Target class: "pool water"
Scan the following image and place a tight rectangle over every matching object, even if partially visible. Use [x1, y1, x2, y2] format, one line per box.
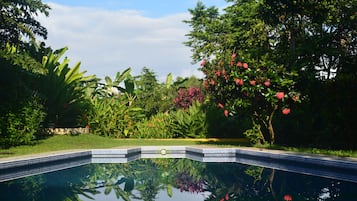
[0, 158, 356, 201]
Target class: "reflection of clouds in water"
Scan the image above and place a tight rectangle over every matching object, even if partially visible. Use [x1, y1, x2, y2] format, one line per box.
[318, 187, 331, 200]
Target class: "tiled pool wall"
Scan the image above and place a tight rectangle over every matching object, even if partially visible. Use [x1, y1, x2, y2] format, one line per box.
[1, 146, 356, 183]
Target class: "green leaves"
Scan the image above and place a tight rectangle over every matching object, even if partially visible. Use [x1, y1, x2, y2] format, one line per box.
[102, 68, 134, 96]
[171, 101, 208, 138]
[88, 95, 144, 138]
[40, 47, 95, 126]
[0, 97, 46, 147]
[202, 50, 300, 144]
[135, 112, 174, 138]
[0, 0, 50, 47]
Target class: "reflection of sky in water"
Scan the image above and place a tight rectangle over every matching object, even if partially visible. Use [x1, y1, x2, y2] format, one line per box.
[79, 186, 211, 201]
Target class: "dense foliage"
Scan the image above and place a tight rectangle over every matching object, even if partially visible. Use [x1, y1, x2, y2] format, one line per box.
[40, 47, 96, 127]
[0, 0, 50, 47]
[201, 51, 300, 144]
[184, 0, 356, 147]
[0, 0, 356, 149]
[0, 0, 50, 146]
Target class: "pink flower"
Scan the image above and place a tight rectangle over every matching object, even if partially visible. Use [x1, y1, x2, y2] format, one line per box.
[224, 110, 229, 117]
[200, 59, 206, 66]
[282, 108, 291, 115]
[222, 69, 226, 75]
[283, 194, 293, 201]
[210, 80, 215, 85]
[215, 70, 221, 77]
[250, 80, 256, 86]
[225, 194, 229, 200]
[264, 80, 271, 87]
[235, 78, 244, 86]
[243, 63, 248, 69]
[231, 53, 236, 59]
[276, 92, 285, 99]
[202, 80, 208, 88]
[218, 103, 224, 109]
[220, 199, 224, 201]
[237, 61, 243, 67]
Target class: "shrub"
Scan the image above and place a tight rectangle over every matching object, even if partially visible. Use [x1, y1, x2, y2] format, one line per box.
[134, 112, 175, 138]
[171, 101, 207, 138]
[0, 97, 46, 147]
[174, 87, 205, 109]
[87, 95, 144, 138]
[205, 102, 250, 138]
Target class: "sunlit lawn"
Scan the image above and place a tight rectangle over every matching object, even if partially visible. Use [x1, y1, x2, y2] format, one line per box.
[0, 134, 249, 158]
[0, 134, 356, 158]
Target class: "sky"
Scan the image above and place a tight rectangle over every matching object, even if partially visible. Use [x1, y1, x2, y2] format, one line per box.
[38, 0, 228, 82]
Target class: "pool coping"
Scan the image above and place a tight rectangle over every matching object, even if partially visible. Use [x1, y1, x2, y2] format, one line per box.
[0, 146, 356, 183]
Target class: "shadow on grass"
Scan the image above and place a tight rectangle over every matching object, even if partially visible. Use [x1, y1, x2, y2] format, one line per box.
[197, 138, 252, 147]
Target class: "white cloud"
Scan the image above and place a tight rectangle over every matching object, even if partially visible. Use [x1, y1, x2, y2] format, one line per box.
[38, 3, 202, 82]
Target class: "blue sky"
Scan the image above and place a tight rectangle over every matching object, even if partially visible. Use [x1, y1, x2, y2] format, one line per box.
[39, 0, 228, 81]
[46, 0, 227, 17]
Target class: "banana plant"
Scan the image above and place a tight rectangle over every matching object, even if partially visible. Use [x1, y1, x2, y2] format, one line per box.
[100, 68, 134, 97]
[40, 47, 96, 127]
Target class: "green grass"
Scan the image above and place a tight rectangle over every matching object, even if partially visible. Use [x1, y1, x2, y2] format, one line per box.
[255, 144, 357, 158]
[0, 134, 356, 158]
[0, 134, 247, 158]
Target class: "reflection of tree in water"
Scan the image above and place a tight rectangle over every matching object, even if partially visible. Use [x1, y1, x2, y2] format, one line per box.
[130, 159, 162, 201]
[0, 159, 356, 201]
[175, 172, 205, 193]
[0, 165, 97, 201]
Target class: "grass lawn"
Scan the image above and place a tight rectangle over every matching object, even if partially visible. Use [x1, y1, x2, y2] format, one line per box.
[0, 134, 248, 158]
[0, 134, 356, 158]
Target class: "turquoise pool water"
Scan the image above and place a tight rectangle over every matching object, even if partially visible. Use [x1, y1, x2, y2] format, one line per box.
[0, 158, 356, 201]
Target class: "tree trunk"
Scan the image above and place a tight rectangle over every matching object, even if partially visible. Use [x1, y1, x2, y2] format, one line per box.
[268, 105, 278, 144]
[269, 169, 278, 201]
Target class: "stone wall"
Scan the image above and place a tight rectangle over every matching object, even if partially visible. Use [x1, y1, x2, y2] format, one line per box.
[42, 127, 90, 135]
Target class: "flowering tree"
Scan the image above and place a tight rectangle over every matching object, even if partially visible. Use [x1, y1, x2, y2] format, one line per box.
[202, 51, 300, 144]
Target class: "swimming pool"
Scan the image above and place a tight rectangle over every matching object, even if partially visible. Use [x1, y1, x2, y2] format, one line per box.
[0, 147, 356, 201]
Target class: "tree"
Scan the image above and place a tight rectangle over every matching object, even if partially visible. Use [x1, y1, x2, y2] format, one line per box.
[185, 1, 301, 144]
[259, 0, 357, 79]
[134, 67, 175, 117]
[0, 0, 50, 47]
[0, 43, 49, 147]
[183, 1, 222, 63]
[202, 51, 299, 144]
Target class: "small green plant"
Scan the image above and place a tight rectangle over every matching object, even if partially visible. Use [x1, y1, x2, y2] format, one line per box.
[134, 112, 174, 138]
[0, 97, 46, 147]
[243, 121, 266, 145]
[88, 95, 144, 138]
[86, 69, 144, 138]
[171, 101, 208, 138]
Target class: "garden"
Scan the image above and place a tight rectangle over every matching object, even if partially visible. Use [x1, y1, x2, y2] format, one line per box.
[0, 0, 356, 155]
